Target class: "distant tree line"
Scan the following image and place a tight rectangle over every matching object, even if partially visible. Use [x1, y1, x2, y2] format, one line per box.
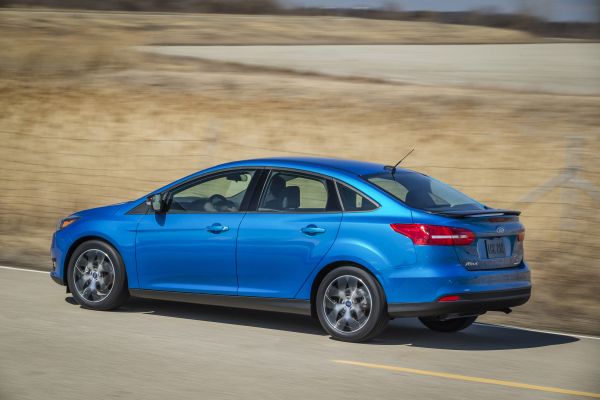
[296, 8, 600, 40]
[1, 0, 598, 39]
[0, 0, 280, 13]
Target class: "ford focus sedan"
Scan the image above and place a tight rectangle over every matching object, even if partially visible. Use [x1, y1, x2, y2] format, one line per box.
[50, 157, 531, 342]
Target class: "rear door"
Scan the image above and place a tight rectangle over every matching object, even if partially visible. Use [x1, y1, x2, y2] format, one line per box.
[236, 170, 342, 298]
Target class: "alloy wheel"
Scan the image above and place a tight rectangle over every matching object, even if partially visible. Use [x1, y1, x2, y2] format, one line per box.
[73, 249, 115, 303]
[322, 275, 372, 333]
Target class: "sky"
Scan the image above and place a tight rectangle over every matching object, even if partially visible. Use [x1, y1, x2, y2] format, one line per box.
[279, 0, 600, 22]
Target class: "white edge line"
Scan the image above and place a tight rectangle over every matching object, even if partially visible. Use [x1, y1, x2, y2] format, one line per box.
[475, 322, 600, 340]
[0, 265, 49, 274]
[1, 264, 599, 340]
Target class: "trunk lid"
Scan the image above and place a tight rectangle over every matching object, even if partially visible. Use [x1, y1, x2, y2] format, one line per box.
[448, 213, 524, 270]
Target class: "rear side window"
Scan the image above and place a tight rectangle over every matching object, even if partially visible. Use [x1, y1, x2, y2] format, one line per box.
[259, 171, 339, 212]
[337, 183, 377, 211]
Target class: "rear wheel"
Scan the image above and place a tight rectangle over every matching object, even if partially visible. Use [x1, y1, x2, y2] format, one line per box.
[419, 316, 477, 332]
[67, 240, 129, 311]
[316, 266, 388, 342]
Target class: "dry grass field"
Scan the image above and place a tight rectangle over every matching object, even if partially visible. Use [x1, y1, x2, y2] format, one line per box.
[1, 9, 599, 334]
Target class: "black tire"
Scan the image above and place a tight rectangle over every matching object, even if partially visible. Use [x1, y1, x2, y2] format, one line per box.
[316, 266, 388, 342]
[419, 316, 477, 332]
[67, 240, 129, 311]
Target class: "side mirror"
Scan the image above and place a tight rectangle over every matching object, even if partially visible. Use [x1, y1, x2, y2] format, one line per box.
[146, 194, 166, 213]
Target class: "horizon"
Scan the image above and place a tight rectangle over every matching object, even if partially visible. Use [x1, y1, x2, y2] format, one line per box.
[279, 0, 600, 22]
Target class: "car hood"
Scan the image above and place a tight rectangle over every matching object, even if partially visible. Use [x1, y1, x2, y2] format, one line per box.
[71, 201, 133, 218]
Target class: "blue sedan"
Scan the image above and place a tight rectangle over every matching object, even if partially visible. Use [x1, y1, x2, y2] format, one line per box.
[50, 157, 531, 342]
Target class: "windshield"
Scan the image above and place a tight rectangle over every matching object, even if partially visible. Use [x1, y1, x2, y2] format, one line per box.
[365, 171, 485, 212]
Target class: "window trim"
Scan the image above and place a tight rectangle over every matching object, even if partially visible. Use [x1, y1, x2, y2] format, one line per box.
[127, 165, 381, 215]
[251, 169, 342, 214]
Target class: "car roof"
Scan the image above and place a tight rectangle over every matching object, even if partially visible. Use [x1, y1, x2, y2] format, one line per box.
[218, 157, 389, 176]
[144, 156, 412, 205]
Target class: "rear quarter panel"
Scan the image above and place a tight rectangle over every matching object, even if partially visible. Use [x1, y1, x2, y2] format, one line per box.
[294, 204, 416, 300]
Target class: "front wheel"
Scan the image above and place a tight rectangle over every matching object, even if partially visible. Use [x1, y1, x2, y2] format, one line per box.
[67, 240, 129, 311]
[316, 266, 388, 342]
[419, 316, 477, 332]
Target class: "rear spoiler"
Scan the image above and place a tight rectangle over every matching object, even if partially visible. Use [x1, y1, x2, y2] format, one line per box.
[431, 209, 521, 218]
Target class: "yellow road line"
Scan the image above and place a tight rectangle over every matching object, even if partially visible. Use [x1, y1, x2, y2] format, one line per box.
[333, 360, 600, 399]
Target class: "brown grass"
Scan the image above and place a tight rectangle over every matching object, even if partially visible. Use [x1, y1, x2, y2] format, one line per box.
[1, 9, 599, 334]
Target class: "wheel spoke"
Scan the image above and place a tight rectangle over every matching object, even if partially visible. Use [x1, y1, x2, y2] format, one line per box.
[335, 314, 349, 330]
[352, 305, 366, 321]
[95, 251, 105, 266]
[98, 276, 113, 293]
[82, 286, 92, 300]
[347, 277, 358, 294]
[346, 317, 361, 331]
[77, 274, 90, 286]
[327, 304, 344, 323]
[336, 276, 348, 296]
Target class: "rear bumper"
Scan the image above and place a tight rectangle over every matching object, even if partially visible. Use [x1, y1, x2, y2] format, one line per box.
[387, 286, 531, 318]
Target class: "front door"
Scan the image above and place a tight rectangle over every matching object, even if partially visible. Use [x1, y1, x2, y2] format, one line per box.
[236, 170, 342, 298]
[136, 169, 257, 294]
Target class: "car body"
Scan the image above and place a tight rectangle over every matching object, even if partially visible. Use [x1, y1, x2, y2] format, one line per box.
[51, 157, 531, 341]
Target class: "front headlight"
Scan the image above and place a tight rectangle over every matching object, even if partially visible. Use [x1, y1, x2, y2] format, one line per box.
[57, 216, 79, 231]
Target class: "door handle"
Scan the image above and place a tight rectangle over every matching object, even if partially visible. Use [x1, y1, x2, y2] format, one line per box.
[301, 224, 326, 235]
[206, 223, 229, 234]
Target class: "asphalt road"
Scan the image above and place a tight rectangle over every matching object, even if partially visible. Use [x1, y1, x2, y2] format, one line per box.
[143, 43, 600, 95]
[1, 266, 599, 400]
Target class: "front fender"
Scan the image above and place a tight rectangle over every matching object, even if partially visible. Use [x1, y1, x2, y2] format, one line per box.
[58, 215, 142, 289]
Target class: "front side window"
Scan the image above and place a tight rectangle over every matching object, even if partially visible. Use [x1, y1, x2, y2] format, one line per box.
[259, 171, 336, 212]
[366, 171, 484, 213]
[170, 170, 255, 213]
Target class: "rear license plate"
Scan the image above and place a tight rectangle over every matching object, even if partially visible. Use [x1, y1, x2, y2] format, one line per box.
[485, 238, 506, 258]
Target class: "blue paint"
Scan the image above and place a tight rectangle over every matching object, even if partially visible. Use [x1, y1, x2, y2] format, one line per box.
[51, 157, 531, 307]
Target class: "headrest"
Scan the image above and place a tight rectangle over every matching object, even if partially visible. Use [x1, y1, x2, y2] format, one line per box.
[283, 186, 300, 209]
[269, 175, 286, 197]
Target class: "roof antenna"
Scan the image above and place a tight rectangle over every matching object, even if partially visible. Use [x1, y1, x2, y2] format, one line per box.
[386, 148, 414, 176]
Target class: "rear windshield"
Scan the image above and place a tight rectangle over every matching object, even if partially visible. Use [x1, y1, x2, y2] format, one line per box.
[365, 171, 485, 213]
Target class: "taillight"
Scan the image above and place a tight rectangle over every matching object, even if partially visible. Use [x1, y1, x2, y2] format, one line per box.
[390, 224, 475, 246]
[517, 230, 525, 241]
